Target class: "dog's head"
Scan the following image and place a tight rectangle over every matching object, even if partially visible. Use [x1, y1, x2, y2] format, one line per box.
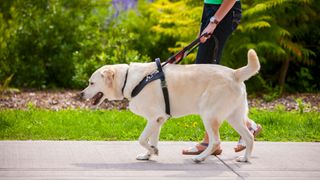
[80, 64, 128, 106]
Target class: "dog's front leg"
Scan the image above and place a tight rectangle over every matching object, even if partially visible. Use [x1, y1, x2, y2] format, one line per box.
[136, 120, 162, 160]
[148, 117, 166, 156]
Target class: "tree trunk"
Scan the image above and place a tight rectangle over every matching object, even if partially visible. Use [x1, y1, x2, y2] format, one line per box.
[279, 57, 292, 95]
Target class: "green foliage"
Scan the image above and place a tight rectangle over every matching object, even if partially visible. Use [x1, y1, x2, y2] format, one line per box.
[146, 0, 319, 93]
[286, 66, 317, 92]
[295, 98, 304, 114]
[71, 20, 150, 87]
[223, 0, 318, 93]
[1, 0, 92, 87]
[147, 0, 202, 63]
[295, 98, 311, 114]
[0, 0, 149, 88]
[262, 89, 280, 102]
[0, 0, 319, 92]
[0, 74, 14, 94]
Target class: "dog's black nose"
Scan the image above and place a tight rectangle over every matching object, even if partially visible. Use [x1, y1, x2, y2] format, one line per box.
[74, 92, 85, 101]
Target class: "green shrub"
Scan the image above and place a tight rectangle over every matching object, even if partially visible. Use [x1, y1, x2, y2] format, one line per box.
[1, 0, 92, 88]
[0, 0, 319, 93]
[0, 0, 150, 88]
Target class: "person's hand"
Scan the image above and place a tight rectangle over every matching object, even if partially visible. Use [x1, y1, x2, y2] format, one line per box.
[200, 23, 217, 43]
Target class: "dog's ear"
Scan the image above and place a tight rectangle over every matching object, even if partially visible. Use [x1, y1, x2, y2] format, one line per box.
[101, 68, 115, 87]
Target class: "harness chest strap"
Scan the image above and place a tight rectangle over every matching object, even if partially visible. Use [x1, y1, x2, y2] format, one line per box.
[130, 58, 171, 116]
[156, 58, 171, 116]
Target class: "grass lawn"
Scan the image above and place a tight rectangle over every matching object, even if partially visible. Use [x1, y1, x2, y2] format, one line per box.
[0, 108, 319, 141]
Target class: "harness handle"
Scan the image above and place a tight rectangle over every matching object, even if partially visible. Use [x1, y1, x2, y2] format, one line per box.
[162, 33, 212, 67]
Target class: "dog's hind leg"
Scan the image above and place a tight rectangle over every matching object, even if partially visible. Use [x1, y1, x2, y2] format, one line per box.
[226, 109, 254, 162]
[192, 116, 221, 163]
[136, 117, 165, 160]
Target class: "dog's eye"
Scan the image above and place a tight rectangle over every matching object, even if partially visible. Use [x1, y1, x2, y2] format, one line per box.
[90, 82, 94, 85]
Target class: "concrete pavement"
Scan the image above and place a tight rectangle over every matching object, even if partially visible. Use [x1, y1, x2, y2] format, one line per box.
[0, 141, 319, 180]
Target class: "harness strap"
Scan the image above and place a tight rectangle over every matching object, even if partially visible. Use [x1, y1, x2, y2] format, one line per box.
[131, 58, 171, 116]
[121, 69, 129, 96]
[155, 58, 171, 116]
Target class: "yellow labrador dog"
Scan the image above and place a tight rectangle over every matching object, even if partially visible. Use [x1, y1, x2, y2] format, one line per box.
[81, 49, 260, 163]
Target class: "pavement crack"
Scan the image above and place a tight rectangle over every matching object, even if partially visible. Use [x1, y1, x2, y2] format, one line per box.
[216, 156, 245, 180]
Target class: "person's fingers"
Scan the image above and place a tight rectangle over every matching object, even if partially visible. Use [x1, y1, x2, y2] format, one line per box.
[200, 32, 212, 43]
[200, 36, 207, 43]
[200, 31, 207, 43]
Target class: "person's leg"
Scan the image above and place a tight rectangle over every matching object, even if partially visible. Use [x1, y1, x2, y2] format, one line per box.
[235, 119, 262, 152]
[195, 4, 219, 64]
[182, 131, 222, 155]
[187, 118, 262, 154]
[183, 2, 249, 155]
[235, 96, 262, 152]
[196, 2, 241, 64]
[183, 4, 223, 155]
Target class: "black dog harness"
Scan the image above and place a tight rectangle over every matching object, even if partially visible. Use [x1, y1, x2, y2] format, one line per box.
[131, 58, 171, 116]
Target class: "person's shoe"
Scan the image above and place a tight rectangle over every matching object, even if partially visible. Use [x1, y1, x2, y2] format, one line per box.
[234, 124, 262, 152]
[253, 124, 263, 139]
[234, 143, 246, 152]
[182, 142, 222, 156]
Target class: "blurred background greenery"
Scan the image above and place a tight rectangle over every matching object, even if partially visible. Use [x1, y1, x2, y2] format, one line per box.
[0, 0, 319, 95]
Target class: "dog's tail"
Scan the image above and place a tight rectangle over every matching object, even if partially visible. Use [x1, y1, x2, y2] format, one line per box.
[234, 49, 260, 82]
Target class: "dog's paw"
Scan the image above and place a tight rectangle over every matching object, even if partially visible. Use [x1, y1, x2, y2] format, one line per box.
[236, 156, 249, 162]
[136, 153, 151, 161]
[150, 146, 159, 156]
[192, 156, 205, 163]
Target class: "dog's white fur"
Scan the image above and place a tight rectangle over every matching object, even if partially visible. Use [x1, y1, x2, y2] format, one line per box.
[81, 49, 260, 163]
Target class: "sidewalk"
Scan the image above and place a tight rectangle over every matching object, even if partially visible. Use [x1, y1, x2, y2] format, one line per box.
[0, 141, 319, 180]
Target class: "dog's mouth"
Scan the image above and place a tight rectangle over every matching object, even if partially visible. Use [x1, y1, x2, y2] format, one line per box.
[92, 92, 104, 105]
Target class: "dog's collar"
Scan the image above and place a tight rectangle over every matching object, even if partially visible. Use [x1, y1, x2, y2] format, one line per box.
[121, 68, 129, 97]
